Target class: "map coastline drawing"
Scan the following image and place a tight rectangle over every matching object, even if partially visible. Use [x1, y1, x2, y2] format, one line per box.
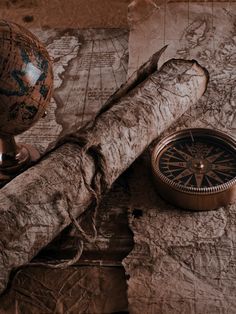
[125, 1, 236, 313]
[17, 28, 129, 153]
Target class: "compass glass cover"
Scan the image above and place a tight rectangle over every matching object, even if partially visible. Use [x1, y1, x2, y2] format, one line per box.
[158, 136, 236, 190]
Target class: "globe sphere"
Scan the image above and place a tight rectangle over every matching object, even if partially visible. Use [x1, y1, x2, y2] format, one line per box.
[0, 20, 53, 135]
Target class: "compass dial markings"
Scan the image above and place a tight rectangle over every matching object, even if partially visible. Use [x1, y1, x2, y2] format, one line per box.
[215, 158, 235, 164]
[206, 151, 225, 163]
[195, 173, 204, 188]
[204, 145, 214, 157]
[164, 168, 187, 174]
[184, 174, 194, 186]
[206, 170, 224, 184]
[152, 129, 236, 210]
[185, 144, 196, 156]
[173, 147, 193, 161]
[212, 164, 236, 171]
[214, 169, 235, 179]
[173, 168, 192, 181]
[185, 143, 193, 156]
[160, 161, 187, 168]
[205, 175, 214, 187]
[157, 132, 236, 190]
[162, 152, 184, 161]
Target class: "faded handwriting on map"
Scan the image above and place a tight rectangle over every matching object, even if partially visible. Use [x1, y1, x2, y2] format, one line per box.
[129, 1, 236, 137]
[17, 28, 128, 153]
[124, 1, 236, 313]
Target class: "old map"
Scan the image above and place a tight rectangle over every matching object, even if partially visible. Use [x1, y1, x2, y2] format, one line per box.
[0, 2, 236, 313]
[17, 28, 128, 153]
[124, 1, 236, 313]
[0, 28, 130, 313]
[128, 0, 236, 136]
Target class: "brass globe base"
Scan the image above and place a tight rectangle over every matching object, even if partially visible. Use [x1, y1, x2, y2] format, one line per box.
[0, 136, 40, 186]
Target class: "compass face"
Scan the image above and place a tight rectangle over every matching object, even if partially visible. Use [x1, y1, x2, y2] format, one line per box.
[158, 137, 236, 190]
[153, 129, 236, 194]
[151, 129, 236, 210]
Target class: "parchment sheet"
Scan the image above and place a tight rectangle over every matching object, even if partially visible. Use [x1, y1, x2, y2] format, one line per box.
[123, 1, 236, 313]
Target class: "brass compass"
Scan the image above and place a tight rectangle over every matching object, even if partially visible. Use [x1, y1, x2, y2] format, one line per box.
[151, 128, 236, 210]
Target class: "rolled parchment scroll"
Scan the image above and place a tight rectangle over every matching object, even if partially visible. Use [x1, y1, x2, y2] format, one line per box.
[0, 57, 208, 294]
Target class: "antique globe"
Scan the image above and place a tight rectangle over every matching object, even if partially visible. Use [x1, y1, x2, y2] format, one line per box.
[0, 20, 53, 182]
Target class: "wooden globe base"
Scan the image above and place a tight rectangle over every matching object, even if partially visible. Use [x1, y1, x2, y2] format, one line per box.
[0, 136, 40, 185]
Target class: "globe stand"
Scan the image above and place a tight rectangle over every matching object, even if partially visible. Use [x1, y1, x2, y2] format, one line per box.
[0, 20, 53, 186]
[0, 135, 40, 184]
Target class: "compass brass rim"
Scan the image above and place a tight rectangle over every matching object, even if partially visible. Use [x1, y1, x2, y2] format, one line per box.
[151, 128, 236, 199]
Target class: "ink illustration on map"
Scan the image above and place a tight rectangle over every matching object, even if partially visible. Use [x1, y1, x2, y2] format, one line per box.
[1, 1, 236, 313]
[128, 1, 236, 137]
[17, 28, 128, 153]
[124, 1, 236, 313]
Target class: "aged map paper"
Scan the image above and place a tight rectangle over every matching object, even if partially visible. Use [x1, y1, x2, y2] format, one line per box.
[0, 28, 130, 313]
[0, 178, 132, 313]
[128, 0, 236, 136]
[0, 2, 236, 313]
[124, 1, 236, 313]
[17, 28, 128, 153]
